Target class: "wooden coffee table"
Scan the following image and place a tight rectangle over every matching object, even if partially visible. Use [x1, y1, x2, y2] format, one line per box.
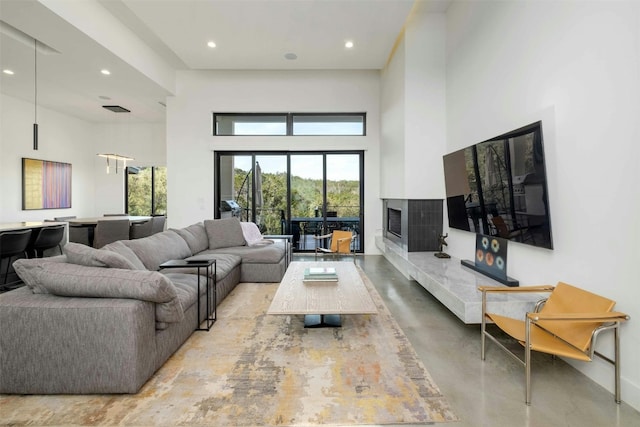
[267, 261, 377, 327]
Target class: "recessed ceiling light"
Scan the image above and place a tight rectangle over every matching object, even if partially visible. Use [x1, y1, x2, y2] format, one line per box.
[284, 52, 297, 60]
[345, 41, 354, 49]
[3, 69, 14, 75]
[207, 41, 216, 48]
[101, 69, 111, 75]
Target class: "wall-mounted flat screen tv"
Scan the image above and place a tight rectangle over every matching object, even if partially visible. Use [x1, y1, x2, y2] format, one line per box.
[443, 121, 553, 249]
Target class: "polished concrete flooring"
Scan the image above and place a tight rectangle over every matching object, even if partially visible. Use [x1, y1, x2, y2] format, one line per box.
[295, 254, 640, 427]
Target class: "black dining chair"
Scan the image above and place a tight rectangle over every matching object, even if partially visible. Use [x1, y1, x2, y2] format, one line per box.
[0, 229, 33, 285]
[30, 225, 65, 258]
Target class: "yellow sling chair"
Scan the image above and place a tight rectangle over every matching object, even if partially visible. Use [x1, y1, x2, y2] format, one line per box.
[313, 230, 356, 262]
[478, 282, 629, 405]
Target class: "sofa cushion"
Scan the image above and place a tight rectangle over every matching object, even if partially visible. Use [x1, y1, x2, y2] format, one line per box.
[204, 244, 284, 264]
[64, 242, 142, 270]
[171, 222, 209, 254]
[102, 241, 147, 270]
[122, 230, 191, 271]
[10, 256, 67, 294]
[204, 218, 246, 250]
[161, 253, 241, 281]
[12, 259, 183, 324]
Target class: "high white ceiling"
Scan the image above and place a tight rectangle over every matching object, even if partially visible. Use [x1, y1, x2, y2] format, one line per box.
[0, 0, 449, 123]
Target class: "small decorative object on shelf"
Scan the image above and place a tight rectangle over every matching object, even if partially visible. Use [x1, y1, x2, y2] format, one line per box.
[434, 233, 451, 258]
[303, 267, 338, 282]
[460, 234, 519, 287]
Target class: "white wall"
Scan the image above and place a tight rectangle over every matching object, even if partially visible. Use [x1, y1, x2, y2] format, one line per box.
[380, 38, 406, 198]
[445, 0, 640, 409]
[380, 8, 447, 200]
[404, 10, 446, 199]
[166, 70, 382, 253]
[93, 121, 166, 215]
[0, 94, 96, 221]
[0, 94, 166, 221]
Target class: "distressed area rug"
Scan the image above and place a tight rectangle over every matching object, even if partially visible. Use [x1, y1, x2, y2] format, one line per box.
[0, 274, 458, 426]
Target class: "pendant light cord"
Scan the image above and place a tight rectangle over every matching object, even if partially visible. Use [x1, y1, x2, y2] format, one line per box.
[33, 38, 38, 150]
[34, 39, 37, 123]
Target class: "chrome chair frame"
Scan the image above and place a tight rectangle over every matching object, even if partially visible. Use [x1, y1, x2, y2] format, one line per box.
[479, 284, 630, 405]
[313, 230, 356, 263]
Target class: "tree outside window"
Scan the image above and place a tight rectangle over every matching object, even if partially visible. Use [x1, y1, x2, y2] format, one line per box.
[126, 166, 166, 216]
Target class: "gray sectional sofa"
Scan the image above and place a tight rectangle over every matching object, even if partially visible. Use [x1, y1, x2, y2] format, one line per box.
[0, 218, 286, 394]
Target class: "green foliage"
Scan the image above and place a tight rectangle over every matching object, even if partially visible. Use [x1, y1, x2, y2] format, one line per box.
[127, 167, 166, 216]
[233, 168, 360, 235]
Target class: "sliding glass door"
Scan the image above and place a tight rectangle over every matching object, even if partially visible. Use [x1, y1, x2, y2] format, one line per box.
[215, 151, 363, 252]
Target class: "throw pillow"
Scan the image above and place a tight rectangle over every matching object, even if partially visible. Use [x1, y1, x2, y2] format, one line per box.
[63, 242, 140, 270]
[204, 218, 246, 250]
[122, 230, 191, 271]
[171, 222, 209, 253]
[101, 241, 147, 270]
[14, 261, 184, 323]
[12, 256, 67, 294]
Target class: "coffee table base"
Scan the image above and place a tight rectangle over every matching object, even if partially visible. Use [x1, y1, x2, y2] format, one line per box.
[304, 314, 341, 328]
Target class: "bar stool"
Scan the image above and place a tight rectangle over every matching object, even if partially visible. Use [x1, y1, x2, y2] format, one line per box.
[30, 225, 65, 258]
[0, 229, 33, 285]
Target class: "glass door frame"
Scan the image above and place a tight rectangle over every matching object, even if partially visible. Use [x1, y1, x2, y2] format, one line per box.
[214, 150, 364, 253]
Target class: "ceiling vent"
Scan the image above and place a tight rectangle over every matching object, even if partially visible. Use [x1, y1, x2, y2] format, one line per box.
[102, 105, 130, 113]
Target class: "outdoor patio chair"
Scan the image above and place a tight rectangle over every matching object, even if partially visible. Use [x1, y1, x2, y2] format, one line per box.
[313, 229, 356, 262]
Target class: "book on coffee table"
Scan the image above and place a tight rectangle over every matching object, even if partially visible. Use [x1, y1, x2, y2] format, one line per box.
[303, 267, 338, 282]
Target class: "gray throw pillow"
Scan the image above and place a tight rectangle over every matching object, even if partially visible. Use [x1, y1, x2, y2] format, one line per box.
[171, 222, 209, 253]
[122, 230, 191, 271]
[12, 256, 67, 294]
[204, 218, 246, 250]
[63, 242, 140, 270]
[102, 241, 147, 270]
[13, 261, 184, 323]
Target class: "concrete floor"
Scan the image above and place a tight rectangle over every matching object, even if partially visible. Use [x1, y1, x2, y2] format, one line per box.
[296, 254, 640, 427]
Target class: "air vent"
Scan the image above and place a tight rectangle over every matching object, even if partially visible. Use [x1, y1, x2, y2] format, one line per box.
[102, 105, 130, 113]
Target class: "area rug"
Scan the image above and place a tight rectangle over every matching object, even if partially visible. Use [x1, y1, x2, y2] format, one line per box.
[0, 272, 458, 426]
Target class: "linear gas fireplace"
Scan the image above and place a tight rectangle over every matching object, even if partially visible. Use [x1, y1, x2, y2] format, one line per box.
[383, 199, 443, 252]
[387, 208, 402, 237]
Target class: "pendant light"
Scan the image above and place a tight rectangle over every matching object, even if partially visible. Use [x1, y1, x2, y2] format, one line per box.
[33, 38, 38, 150]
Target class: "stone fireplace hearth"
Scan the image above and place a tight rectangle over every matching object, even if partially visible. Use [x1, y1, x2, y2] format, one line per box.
[382, 199, 443, 252]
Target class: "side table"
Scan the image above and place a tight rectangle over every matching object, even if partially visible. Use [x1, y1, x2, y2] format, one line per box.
[159, 259, 216, 331]
[263, 234, 293, 267]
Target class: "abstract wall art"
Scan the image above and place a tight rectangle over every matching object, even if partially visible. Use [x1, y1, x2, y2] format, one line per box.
[22, 158, 72, 210]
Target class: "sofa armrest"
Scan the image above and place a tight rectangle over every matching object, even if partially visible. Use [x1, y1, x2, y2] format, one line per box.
[0, 287, 158, 394]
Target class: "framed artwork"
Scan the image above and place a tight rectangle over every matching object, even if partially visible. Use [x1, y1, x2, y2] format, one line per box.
[474, 233, 508, 281]
[22, 158, 72, 210]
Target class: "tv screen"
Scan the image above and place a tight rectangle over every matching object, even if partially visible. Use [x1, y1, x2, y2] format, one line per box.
[443, 121, 553, 249]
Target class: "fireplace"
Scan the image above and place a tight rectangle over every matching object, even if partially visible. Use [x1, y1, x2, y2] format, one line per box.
[382, 199, 443, 252]
[387, 208, 402, 237]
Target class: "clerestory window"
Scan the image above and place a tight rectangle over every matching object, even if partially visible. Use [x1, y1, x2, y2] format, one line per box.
[213, 113, 366, 136]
